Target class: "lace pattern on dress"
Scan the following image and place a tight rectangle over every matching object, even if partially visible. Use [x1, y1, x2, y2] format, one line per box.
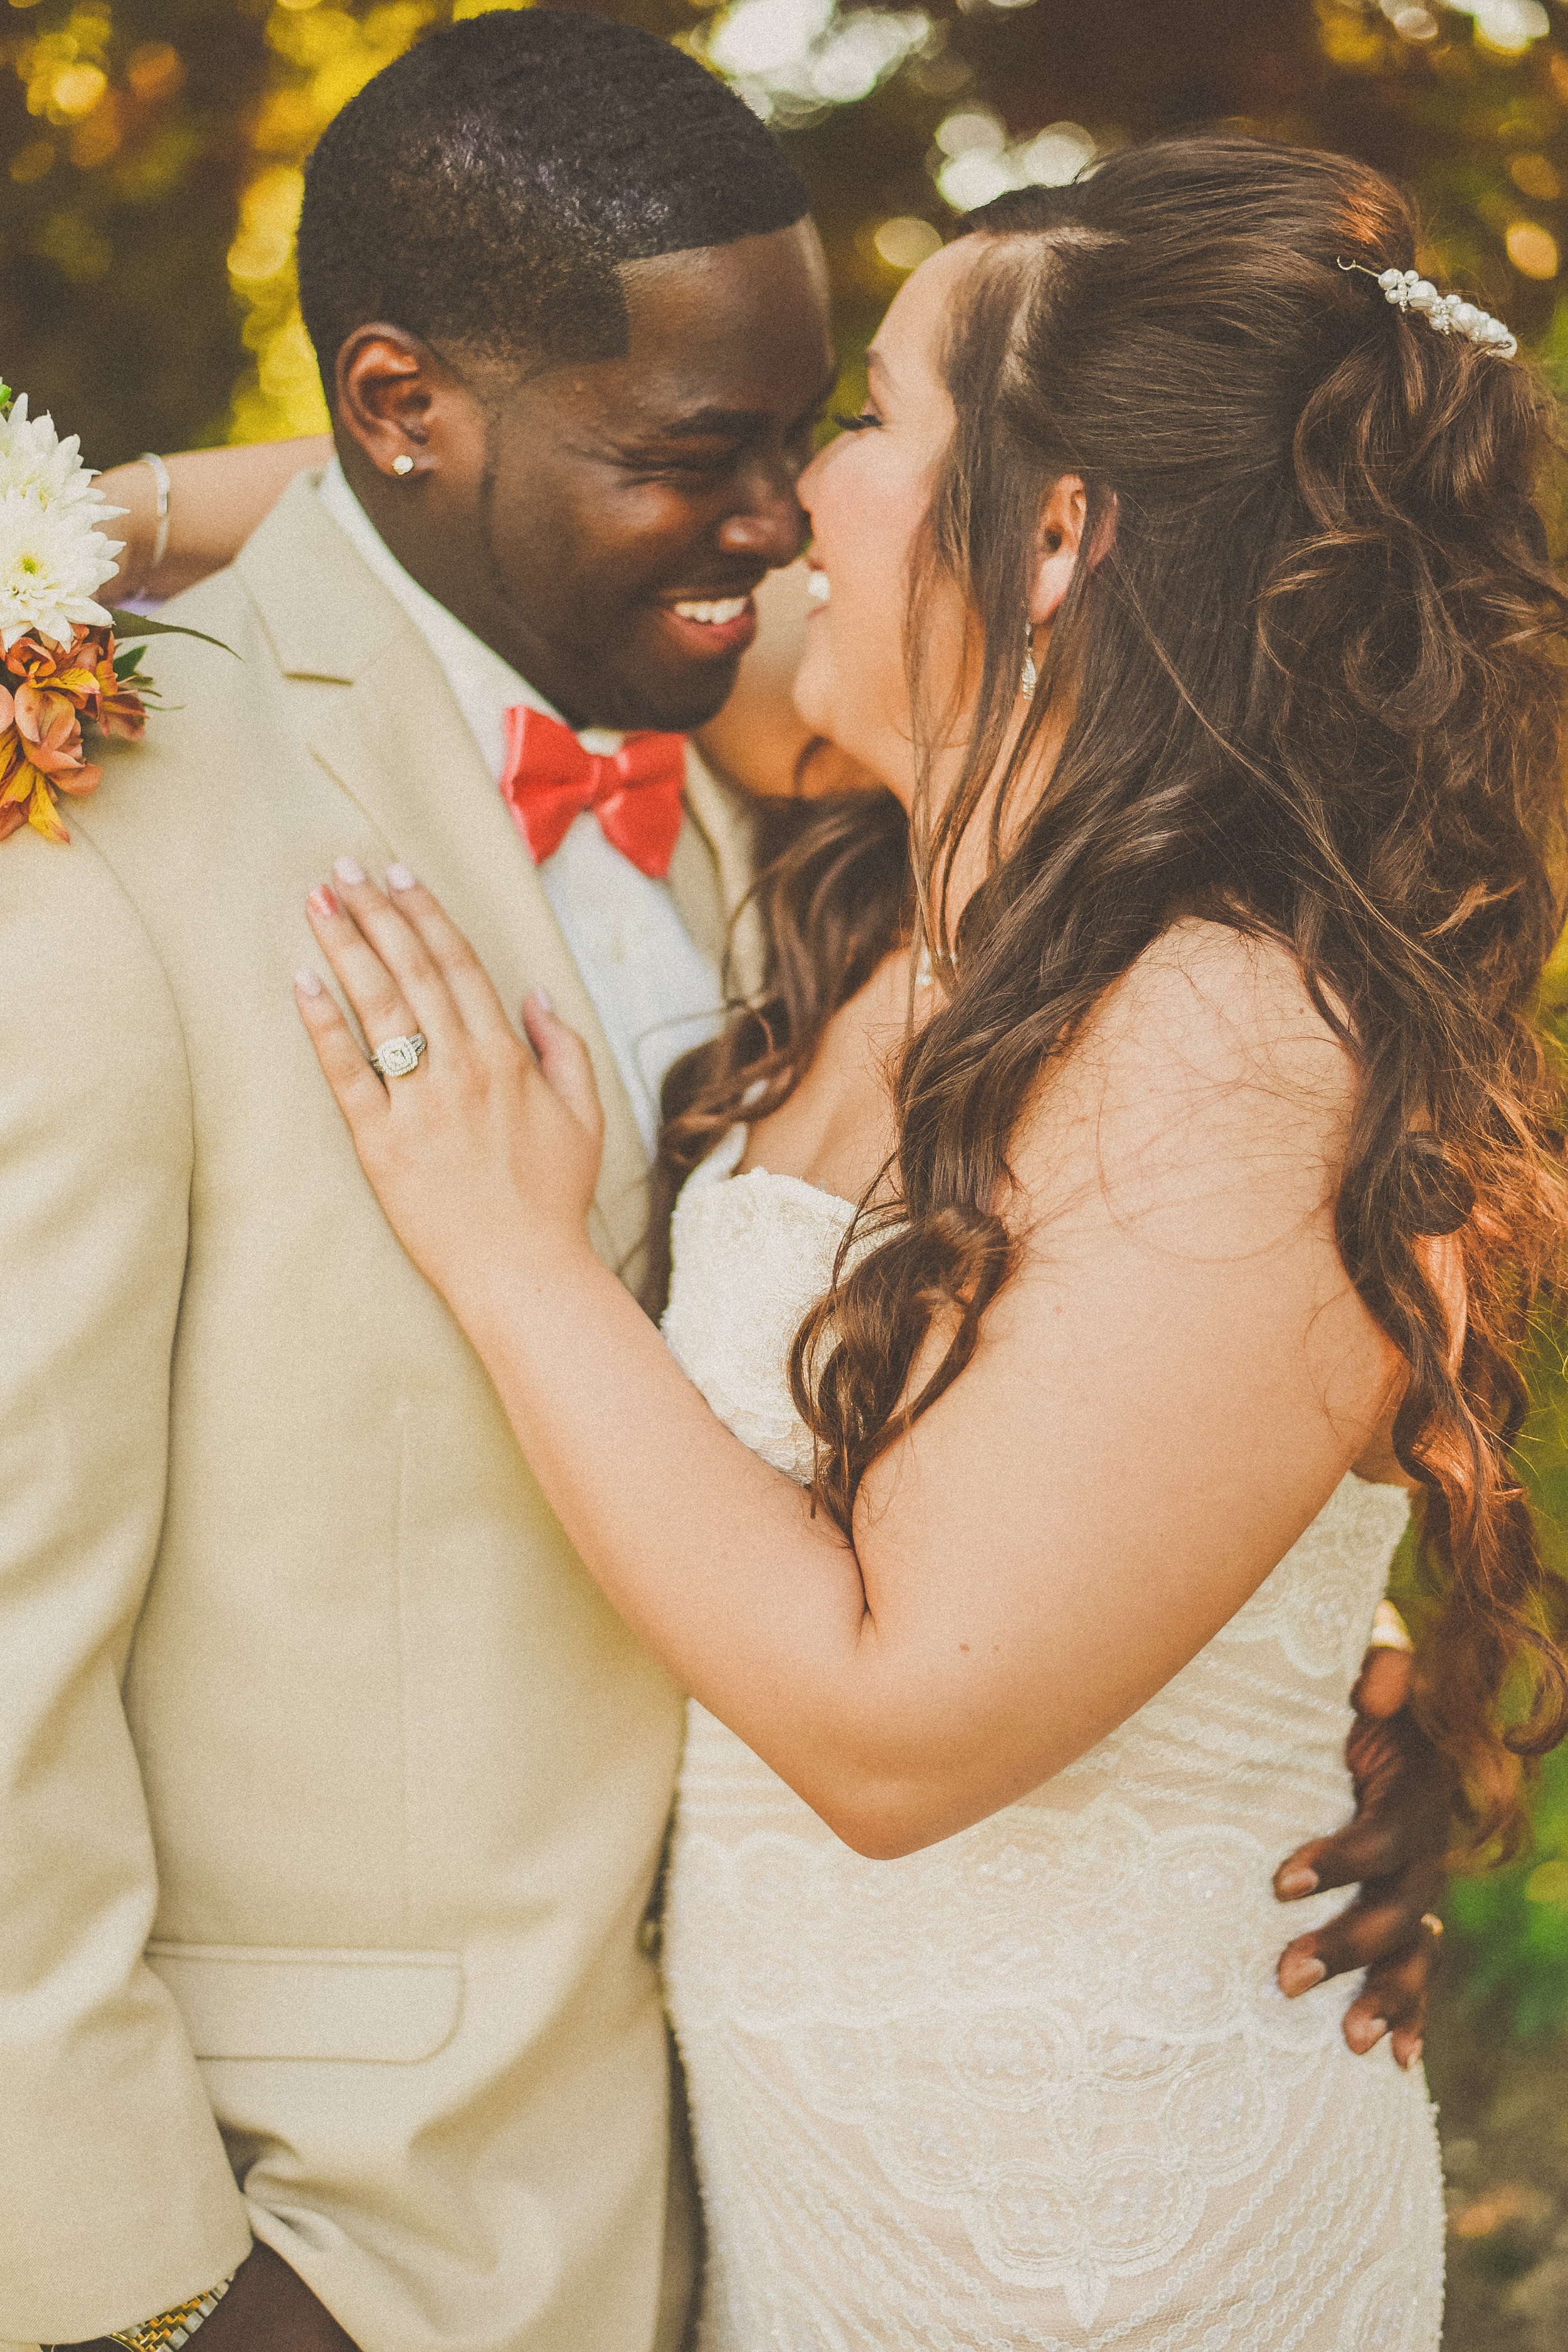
[660, 1139, 1444, 2351]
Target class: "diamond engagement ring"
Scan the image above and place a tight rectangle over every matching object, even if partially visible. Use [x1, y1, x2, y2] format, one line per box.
[369, 1032, 428, 1079]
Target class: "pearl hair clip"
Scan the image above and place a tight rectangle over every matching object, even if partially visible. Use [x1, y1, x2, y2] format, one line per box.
[1338, 257, 1517, 358]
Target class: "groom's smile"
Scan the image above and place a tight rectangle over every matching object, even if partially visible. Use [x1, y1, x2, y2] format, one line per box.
[654, 593, 761, 664]
[334, 219, 836, 738]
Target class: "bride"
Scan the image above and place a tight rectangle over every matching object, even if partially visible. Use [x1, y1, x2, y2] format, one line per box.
[290, 140, 1566, 2347]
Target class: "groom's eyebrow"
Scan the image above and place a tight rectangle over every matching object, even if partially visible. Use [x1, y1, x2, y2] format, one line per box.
[661, 406, 770, 440]
[657, 370, 839, 442]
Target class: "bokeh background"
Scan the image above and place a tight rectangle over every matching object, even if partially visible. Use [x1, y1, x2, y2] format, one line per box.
[4, 0, 1568, 2338]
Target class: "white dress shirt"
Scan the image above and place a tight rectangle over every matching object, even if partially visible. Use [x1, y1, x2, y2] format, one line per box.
[318, 460, 723, 1152]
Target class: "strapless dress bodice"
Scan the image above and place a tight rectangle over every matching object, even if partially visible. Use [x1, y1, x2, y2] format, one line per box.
[659, 1128, 1443, 2351]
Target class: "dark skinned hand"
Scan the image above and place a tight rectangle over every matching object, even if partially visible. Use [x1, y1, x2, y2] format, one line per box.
[58, 2244, 360, 2352]
[1273, 1641, 1453, 2070]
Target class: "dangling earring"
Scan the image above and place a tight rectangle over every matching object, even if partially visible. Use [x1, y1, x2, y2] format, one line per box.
[1019, 621, 1037, 701]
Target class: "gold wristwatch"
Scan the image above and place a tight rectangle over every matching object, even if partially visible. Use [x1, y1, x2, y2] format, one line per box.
[98, 2274, 234, 2350]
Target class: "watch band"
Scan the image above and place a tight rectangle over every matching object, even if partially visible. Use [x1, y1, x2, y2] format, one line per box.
[105, 2274, 233, 2350]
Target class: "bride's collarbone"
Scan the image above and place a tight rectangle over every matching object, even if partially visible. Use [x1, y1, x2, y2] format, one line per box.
[738, 953, 911, 1203]
[738, 1065, 898, 1205]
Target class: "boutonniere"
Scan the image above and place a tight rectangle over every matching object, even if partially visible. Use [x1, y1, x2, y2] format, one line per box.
[0, 382, 226, 845]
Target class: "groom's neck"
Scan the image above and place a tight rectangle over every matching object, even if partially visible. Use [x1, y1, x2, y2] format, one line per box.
[339, 447, 581, 713]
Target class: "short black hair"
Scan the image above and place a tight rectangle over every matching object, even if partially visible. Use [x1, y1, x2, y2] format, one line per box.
[298, 8, 811, 383]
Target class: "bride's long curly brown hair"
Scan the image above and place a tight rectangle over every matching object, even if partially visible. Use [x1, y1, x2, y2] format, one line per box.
[653, 137, 1568, 1860]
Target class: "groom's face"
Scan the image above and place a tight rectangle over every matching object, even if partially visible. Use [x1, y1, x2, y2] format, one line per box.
[338, 220, 835, 734]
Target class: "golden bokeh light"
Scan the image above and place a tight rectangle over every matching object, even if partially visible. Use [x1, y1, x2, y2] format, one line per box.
[8, 134, 51, 181]
[225, 1, 450, 440]
[46, 60, 104, 116]
[124, 43, 184, 102]
[1508, 150, 1561, 200]
[1506, 218, 1560, 277]
[872, 215, 942, 271]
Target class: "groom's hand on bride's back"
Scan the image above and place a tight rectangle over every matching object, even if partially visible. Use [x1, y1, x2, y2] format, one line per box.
[1272, 1641, 1453, 2071]
[63, 2245, 361, 2352]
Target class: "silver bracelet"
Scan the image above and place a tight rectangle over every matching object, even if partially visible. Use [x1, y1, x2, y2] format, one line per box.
[137, 448, 171, 571]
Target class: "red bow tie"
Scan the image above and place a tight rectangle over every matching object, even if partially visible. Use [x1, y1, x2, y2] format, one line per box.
[499, 704, 686, 880]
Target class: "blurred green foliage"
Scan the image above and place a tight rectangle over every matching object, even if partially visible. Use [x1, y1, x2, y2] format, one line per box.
[1436, 1208, 1568, 2037]
[1374, 931, 1568, 2035]
[2, 0, 1568, 2029]
[12, 0, 1568, 457]
[1380, 942, 1568, 2035]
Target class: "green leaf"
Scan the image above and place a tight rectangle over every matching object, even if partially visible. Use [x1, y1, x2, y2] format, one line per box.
[107, 609, 237, 657]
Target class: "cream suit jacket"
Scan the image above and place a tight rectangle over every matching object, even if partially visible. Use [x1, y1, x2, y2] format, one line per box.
[0, 477, 754, 2351]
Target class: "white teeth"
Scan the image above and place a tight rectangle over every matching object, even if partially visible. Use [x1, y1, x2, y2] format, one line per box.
[671, 596, 750, 625]
[805, 568, 830, 605]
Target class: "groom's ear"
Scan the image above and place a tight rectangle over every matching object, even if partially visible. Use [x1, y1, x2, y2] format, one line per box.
[335, 325, 480, 489]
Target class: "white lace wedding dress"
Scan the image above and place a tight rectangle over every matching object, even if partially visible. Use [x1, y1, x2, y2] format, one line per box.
[659, 1130, 1444, 2352]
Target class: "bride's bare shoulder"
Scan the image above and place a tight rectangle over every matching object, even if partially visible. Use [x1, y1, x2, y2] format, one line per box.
[1011, 915, 1357, 1205]
[1076, 914, 1347, 1085]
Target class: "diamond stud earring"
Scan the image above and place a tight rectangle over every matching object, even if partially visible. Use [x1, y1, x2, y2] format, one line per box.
[391, 454, 415, 477]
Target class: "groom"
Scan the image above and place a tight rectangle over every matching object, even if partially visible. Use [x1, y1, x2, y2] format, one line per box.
[0, 14, 1444, 2352]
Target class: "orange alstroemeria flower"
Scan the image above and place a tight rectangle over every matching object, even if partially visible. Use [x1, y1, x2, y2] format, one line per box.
[4, 630, 97, 702]
[90, 638, 149, 741]
[14, 683, 102, 797]
[0, 709, 26, 840]
[0, 765, 70, 842]
[0, 678, 102, 841]
[0, 621, 151, 842]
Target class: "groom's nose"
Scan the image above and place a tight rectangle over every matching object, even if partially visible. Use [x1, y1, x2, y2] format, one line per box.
[716, 465, 809, 569]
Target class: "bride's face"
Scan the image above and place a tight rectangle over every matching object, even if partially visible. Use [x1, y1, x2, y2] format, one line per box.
[793, 240, 982, 810]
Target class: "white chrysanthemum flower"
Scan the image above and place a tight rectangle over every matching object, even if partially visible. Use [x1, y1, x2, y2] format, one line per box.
[0, 485, 120, 651]
[0, 392, 126, 527]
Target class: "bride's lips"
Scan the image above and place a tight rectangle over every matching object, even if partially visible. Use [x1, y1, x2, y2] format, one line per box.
[654, 592, 758, 660]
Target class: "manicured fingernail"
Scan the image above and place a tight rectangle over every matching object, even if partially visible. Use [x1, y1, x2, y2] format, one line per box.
[309, 885, 339, 919]
[1350, 2015, 1389, 2051]
[1279, 1954, 1327, 1998]
[1277, 1866, 1318, 1899]
[1400, 2038, 1423, 2071]
[295, 967, 322, 997]
[386, 863, 416, 891]
[334, 856, 366, 886]
[532, 987, 553, 1015]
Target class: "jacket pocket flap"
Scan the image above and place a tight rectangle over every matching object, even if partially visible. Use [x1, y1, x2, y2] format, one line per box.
[146, 1943, 463, 2063]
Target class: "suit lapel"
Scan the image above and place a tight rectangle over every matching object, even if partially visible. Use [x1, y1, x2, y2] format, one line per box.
[241, 480, 653, 1276]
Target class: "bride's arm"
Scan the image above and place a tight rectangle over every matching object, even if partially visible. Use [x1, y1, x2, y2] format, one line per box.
[297, 869, 1402, 1865]
[97, 443, 861, 798]
[97, 437, 334, 601]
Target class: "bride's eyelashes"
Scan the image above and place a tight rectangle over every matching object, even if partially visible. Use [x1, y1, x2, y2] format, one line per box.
[832, 409, 882, 433]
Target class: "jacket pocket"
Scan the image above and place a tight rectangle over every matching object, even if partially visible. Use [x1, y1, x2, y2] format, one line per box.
[146, 1942, 463, 2063]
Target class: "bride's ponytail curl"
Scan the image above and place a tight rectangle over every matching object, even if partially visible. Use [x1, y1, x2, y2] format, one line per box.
[1275, 258, 1568, 1848]
[782, 137, 1568, 1861]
